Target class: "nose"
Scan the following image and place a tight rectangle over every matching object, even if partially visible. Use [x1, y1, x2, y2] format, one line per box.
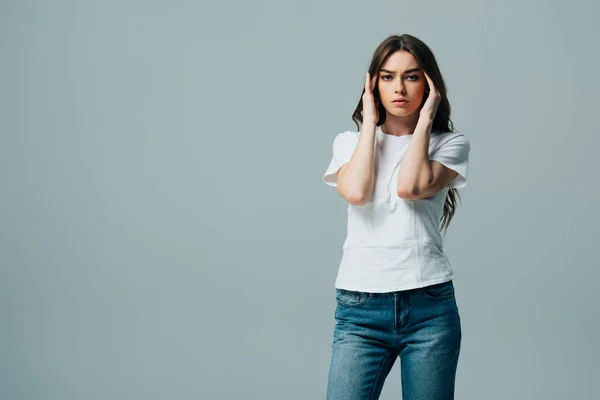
[394, 78, 406, 94]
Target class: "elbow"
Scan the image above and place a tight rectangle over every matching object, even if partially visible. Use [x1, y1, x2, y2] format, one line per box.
[348, 194, 368, 206]
[397, 186, 419, 200]
[345, 189, 369, 205]
[339, 187, 369, 205]
[338, 182, 370, 205]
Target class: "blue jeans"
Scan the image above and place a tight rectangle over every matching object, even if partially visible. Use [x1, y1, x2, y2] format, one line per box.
[326, 280, 462, 400]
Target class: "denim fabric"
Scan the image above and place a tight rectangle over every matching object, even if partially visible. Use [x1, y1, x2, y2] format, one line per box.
[326, 280, 462, 400]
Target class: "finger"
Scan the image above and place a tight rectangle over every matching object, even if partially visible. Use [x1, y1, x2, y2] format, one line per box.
[365, 72, 373, 96]
[423, 71, 431, 91]
[424, 71, 437, 94]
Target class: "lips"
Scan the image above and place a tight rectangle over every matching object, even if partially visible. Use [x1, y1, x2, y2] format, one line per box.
[392, 99, 408, 103]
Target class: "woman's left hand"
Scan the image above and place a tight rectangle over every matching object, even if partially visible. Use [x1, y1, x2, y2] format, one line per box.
[419, 71, 441, 121]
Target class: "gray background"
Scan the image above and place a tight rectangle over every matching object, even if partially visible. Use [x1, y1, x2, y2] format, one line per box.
[1, 0, 598, 399]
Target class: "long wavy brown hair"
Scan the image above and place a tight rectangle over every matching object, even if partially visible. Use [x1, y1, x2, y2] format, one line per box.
[351, 33, 461, 234]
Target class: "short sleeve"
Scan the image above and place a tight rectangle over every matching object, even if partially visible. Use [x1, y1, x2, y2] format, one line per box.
[430, 133, 470, 188]
[322, 131, 359, 187]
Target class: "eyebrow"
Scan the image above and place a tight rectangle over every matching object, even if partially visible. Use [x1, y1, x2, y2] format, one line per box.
[379, 68, 422, 74]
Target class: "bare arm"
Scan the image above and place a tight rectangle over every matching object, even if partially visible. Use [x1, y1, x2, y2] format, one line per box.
[396, 117, 434, 196]
[337, 121, 377, 205]
[337, 72, 379, 205]
[396, 71, 458, 200]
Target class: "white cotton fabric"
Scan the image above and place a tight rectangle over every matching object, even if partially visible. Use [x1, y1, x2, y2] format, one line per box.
[323, 125, 470, 292]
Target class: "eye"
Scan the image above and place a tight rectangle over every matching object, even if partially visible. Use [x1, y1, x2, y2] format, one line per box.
[381, 75, 393, 81]
[405, 75, 419, 81]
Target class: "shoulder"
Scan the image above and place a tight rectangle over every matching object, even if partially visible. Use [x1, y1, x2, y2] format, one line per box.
[332, 130, 360, 145]
[337, 130, 360, 139]
[431, 130, 468, 142]
[431, 131, 470, 150]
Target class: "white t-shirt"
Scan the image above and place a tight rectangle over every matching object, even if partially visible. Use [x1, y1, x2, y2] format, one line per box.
[323, 125, 470, 292]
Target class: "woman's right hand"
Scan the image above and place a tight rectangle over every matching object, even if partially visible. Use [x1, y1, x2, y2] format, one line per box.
[361, 72, 379, 124]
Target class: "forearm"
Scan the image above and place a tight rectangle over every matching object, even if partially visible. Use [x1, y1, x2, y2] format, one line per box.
[396, 118, 433, 195]
[338, 121, 377, 203]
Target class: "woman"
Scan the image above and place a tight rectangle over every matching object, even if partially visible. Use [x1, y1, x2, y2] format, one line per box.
[322, 34, 470, 400]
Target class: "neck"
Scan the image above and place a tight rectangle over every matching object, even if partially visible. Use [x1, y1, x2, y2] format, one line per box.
[380, 112, 420, 136]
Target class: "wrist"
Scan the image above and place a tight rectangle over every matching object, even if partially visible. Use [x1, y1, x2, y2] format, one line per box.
[361, 119, 377, 129]
[416, 114, 433, 129]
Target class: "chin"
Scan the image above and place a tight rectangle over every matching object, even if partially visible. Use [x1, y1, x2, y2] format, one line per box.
[386, 108, 418, 117]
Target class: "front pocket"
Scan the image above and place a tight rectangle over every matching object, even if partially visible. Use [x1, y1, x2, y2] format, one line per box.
[335, 289, 369, 307]
[419, 280, 455, 301]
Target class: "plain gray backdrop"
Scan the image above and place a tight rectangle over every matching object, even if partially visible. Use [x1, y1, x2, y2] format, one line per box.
[1, 0, 599, 399]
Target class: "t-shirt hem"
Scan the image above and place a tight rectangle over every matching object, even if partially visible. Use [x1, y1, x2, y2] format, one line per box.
[334, 274, 454, 293]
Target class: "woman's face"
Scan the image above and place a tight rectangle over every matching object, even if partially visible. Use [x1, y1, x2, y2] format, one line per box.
[377, 50, 427, 117]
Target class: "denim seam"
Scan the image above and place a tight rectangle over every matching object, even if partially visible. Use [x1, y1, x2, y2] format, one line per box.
[420, 292, 454, 301]
[335, 290, 369, 307]
[369, 350, 393, 400]
[418, 281, 455, 301]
